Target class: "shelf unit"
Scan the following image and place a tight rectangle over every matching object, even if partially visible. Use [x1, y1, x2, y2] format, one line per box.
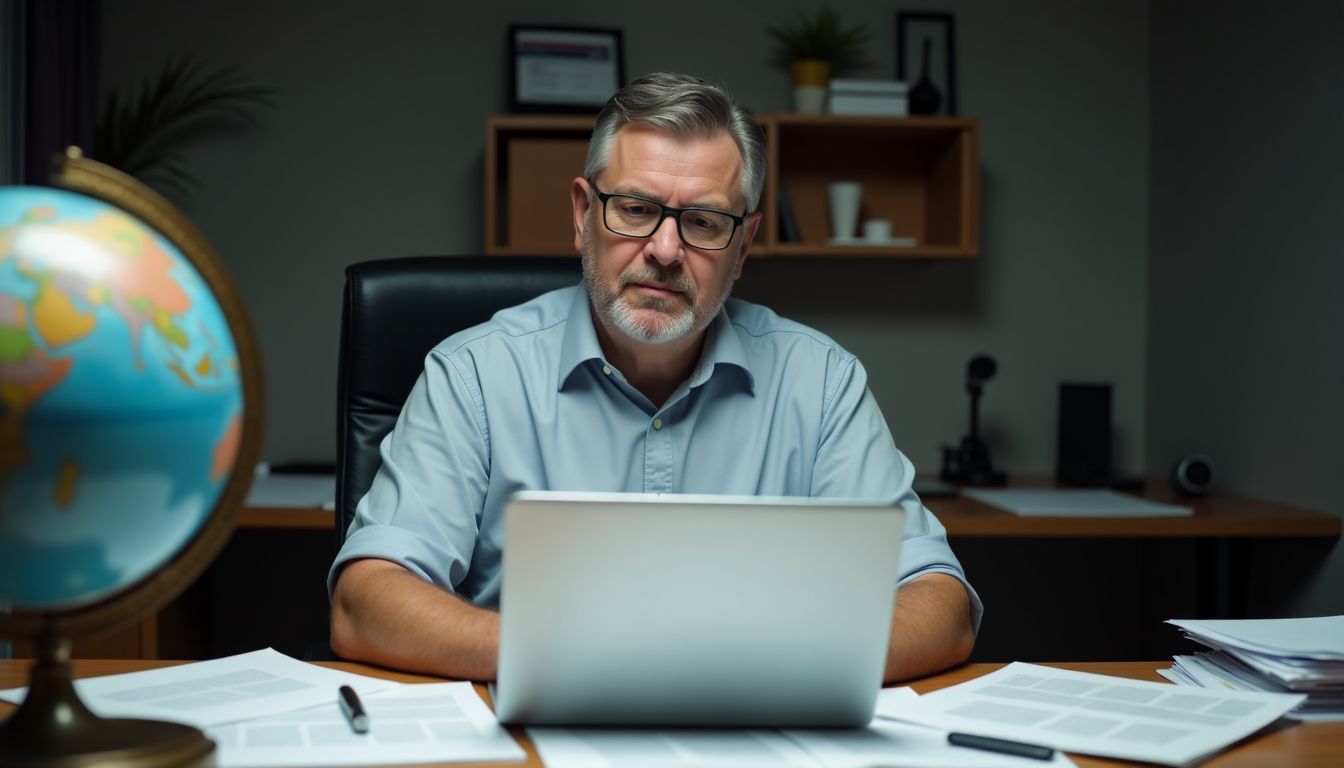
[483, 113, 979, 258]
[761, 114, 979, 258]
[484, 115, 593, 256]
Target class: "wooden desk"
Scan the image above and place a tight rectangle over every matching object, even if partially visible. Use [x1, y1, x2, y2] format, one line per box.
[1, 659, 1337, 767]
[239, 478, 1341, 538]
[927, 478, 1340, 538]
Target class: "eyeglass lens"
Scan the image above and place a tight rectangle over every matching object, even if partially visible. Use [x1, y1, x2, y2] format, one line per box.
[604, 195, 736, 249]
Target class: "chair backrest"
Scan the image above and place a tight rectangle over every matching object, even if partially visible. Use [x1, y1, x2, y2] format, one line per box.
[335, 256, 581, 549]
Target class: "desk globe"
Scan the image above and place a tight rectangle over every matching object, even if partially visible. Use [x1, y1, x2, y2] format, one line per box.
[0, 150, 264, 767]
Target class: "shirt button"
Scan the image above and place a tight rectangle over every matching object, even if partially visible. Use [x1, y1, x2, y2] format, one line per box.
[652, 418, 663, 430]
[602, 365, 612, 375]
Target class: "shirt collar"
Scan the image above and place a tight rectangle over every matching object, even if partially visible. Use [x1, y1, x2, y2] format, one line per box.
[557, 286, 755, 394]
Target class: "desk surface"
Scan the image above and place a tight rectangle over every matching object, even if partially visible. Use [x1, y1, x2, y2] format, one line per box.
[240, 477, 1341, 538]
[1, 659, 1338, 767]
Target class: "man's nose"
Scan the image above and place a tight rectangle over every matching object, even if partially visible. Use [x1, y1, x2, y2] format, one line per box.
[645, 215, 684, 266]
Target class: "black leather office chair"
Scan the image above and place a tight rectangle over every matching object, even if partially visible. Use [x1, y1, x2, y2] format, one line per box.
[334, 255, 581, 550]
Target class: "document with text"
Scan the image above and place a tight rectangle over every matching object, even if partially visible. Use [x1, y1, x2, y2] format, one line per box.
[786, 687, 1076, 767]
[211, 681, 524, 766]
[879, 662, 1304, 766]
[527, 726, 818, 767]
[0, 648, 399, 728]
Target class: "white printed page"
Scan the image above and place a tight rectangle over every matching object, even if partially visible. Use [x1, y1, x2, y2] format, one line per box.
[880, 662, 1304, 766]
[528, 727, 820, 768]
[0, 648, 400, 728]
[210, 681, 524, 767]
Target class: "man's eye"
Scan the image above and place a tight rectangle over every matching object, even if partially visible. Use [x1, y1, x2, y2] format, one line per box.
[617, 202, 655, 218]
[688, 214, 725, 233]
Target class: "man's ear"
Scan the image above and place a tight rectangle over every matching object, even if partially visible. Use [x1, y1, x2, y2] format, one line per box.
[733, 211, 763, 279]
[571, 177, 592, 254]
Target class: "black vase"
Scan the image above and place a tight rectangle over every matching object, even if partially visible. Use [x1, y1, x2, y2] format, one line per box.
[909, 37, 942, 115]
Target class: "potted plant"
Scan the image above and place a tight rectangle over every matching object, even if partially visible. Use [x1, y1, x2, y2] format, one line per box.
[767, 7, 868, 113]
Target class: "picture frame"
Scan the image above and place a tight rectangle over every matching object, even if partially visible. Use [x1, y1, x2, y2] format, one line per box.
[508, 25, 625, 113]
[896, 12, 957, 116]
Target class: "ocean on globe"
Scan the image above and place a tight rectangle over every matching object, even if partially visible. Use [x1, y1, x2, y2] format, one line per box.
[0, 186, 243, 610]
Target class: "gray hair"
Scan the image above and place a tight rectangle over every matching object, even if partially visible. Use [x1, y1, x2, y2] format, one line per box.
[584, 72, 766, 212]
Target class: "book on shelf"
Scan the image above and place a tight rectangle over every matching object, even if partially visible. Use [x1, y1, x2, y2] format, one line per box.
[827, 78, 909, 116]
[777, 187, 800, 243]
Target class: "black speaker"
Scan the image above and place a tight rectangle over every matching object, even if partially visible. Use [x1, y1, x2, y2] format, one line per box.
[1171, 454, 1217, 495]
[1054, 383, 1143, 488]
[1056, 383, 1112, 486]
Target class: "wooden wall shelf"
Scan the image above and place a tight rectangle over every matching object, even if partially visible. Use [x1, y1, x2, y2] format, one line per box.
[482, 113, 982, 258]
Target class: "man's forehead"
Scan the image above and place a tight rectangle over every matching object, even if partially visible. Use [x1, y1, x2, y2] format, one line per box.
[607, 124, 743, 184]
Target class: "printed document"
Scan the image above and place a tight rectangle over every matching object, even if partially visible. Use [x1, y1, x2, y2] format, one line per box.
[210, 681, 524, 766]
[0, 648, 398, 728]
[528, 689, 1075, 768]
[788, 688, 1076, 767]
[880, 662, 1304, 766]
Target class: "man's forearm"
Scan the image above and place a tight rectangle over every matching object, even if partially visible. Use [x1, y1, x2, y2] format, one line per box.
[330, 558, 500, 680]
[882, 572, 975, 684]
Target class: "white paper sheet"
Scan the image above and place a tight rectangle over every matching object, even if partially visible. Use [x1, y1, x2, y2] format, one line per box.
[880, 662, 1304, 766]
[0, 648, 399, 728]
[963, 489, 1192, 517]
[210, 681, 524, 766]
[527, 726, 819, 767]
[789, 687, 1076, 767]
[245, 473, 336, 509]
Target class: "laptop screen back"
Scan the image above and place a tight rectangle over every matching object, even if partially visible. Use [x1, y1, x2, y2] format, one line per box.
[494, 491, 906, 727]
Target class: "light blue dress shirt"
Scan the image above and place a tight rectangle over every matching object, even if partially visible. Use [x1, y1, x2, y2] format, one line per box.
[330, 285, 982, 633]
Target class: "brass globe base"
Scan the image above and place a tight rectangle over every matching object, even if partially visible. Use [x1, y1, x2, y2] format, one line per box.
[0, 636, 214, 768]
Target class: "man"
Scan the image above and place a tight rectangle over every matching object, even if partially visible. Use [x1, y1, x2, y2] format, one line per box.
[330, 72, 981, 682]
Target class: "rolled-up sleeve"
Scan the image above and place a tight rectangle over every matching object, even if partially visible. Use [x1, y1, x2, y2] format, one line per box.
[327, 348, 491, 599]
[811, 356, 983, 635]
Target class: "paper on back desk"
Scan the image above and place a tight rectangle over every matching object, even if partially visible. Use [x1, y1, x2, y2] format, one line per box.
[963, 489, 1192, 517]
[0, 648, 399, 728]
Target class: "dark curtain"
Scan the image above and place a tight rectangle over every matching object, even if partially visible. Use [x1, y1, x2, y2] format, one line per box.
[20, 0, 99, 185]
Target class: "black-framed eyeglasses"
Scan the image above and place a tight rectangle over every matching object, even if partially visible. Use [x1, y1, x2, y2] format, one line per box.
[589, 180, 746, 251]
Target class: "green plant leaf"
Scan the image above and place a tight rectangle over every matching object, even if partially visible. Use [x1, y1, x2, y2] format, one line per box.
[93, 55, 275, 200]
[766, 6, 869, 68]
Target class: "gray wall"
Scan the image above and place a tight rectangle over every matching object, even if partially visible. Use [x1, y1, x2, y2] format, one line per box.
[98, 0, 1151, 478]
[1149, 1, 1344, 615]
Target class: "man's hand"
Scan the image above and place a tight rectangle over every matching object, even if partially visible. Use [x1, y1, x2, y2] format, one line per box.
[330, 558, 500, 680]
[883, 572, 976, 683]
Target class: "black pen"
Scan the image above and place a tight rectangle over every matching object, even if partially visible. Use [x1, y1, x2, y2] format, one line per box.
[948, 731, 1054, 761]
[338, 684, 370, 734]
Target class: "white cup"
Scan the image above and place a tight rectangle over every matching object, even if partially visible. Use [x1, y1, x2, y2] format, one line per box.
[863, 219, 892, 243]
[827, 182, 862, 241]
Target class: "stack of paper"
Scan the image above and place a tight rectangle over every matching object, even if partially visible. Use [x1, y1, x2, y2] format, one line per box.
[1162, 616, 1344, 722]
[826, 79, 908, 116]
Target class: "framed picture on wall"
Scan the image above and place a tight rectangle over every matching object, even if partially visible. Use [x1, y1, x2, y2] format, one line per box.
[896, 12, 957, 116]
[508, 25, 625, 113]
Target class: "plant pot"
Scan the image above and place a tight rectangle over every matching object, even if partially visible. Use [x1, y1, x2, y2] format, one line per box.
[791, 59, 830, 87]
[791, 59, 830, 114]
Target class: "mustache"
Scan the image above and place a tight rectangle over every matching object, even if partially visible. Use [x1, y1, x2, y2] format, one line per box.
[619, 266, 697, 298]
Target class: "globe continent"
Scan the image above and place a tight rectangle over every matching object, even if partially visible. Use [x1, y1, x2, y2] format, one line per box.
[0, 186, 244, 610]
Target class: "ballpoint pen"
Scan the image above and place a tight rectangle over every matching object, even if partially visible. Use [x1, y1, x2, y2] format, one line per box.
[338, 684, 370, 734]
[948, 731, 1055, 761]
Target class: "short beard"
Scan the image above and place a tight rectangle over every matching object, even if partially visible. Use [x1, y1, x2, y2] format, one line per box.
[580, 223, 740, 345]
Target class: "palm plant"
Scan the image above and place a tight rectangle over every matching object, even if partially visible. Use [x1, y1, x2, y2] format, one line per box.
[93, 57, 274, 200]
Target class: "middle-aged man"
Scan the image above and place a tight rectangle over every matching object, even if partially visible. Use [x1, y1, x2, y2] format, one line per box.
[330, 72, 982, 682]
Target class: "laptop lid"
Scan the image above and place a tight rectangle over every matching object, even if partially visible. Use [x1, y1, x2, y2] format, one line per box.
[494, 491, 906, 727]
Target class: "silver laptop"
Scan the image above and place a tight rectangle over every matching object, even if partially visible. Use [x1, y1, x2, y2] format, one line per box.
[494, 491, 906, 727]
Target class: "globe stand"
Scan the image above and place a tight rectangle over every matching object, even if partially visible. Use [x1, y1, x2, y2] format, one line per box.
[0, 628, 214, 768]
